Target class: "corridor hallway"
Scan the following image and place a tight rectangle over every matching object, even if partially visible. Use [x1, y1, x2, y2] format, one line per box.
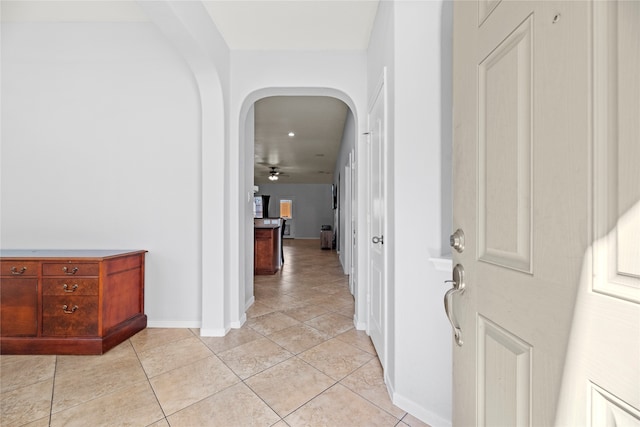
[0, 239, 429, 426]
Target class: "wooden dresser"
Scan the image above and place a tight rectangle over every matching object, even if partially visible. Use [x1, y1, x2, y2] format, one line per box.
[0, 250, 147, 355]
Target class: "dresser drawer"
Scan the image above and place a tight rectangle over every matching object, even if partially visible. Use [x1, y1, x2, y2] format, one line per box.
[42, 296, 98, 336]
[42, 263, 99, 277]
[42, 278, 98, 296]
[0, 261, 40, 277]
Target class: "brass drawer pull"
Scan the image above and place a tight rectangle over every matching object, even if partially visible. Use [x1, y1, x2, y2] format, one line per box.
[62, 266, 79, 275]
[63, 284, 79, 293]
[10, 266, 27, 275]
[62, 305, 78, 314]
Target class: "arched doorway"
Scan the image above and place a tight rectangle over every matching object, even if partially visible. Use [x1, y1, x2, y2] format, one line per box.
[233, 88, 364, 331]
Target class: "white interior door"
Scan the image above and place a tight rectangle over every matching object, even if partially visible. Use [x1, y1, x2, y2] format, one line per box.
[350, 150, 357, 296]
[368, 71, 387, 368]
[451, 1, 639, 425]
[345, 163, 352, 277]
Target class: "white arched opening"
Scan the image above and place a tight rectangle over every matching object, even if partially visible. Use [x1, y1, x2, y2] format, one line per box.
[139, 0, 230, 336]
[230, 87, 364, 331]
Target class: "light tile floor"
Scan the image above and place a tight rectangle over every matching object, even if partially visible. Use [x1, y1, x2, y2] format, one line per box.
[1, 239, 431, 427]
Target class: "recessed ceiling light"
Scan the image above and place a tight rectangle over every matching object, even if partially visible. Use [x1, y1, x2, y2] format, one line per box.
[288, 132, 295, 137]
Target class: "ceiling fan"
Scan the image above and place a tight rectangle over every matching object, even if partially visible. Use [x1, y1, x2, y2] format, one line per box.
[267, 166, 289, 181]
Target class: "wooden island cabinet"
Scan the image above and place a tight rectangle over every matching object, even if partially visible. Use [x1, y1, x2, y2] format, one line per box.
[0, 250, 147, 355]
[254, 218, 282, 275]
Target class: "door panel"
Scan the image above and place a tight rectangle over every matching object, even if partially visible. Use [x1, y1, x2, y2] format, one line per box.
[592, 0, 640, 304]
[454, 1, 639, 426]
[477, 315, 532, 427]
[478, 13, 532, 273]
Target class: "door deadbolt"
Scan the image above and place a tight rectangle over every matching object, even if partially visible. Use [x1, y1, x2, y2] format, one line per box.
[449, 229, 465, 253]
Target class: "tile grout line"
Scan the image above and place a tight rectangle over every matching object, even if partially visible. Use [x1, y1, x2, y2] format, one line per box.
[130, 337, 170, 426]
[48, 355, 58, 427]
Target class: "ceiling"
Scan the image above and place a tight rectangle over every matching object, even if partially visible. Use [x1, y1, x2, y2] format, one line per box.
[206, 1, 378, 185]
[2, 0, 379, 185]
[202, 1, 379, 51]
[1, 1, 379, 50]
[254, 96, 349, 184]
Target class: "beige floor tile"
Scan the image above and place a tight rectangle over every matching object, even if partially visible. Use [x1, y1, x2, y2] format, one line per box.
[198, 327, 263, 354]
[150, 355, 240, 415]
[137, 336, 213, 378]
[401, 413, 433, 427]
[50, 381, 164, 427]
[256, 294, 305, 311]
[245, 357, 335, 417]
[0, 355, 55, 393]
[51, 343, 147, 413]
[246, 301, 277, 318]
[341, 358, 406, 418]
[246, 311, 300, 336]
[52, 344, 148, 413]
[304, 311, 354, 337]
[282, 303, 330, 322]
[284, 384, 398, 427]
[267, 323, 329, 354]
[309, 284, 343, 295]
[334, 305, 356, 318]
[254, 286, 281, 299]
[218, 337, 292, 379]
[0, 378, 53, 426]
[147, 418, 170, 427]
[304, 294, 343, 310]
[55, 339, 134, 372]
[335, 328, 378, 355]
[21, 416, 52, 427]
[282, 287, 323, 299]
[129, 327, 195, 353]
[299, 338, 374, 381]
[167, 382, 280, 427]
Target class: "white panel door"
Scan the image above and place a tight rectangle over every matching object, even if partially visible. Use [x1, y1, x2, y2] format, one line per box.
[452, 1, 639, 425]
[368, 72, 387, 368]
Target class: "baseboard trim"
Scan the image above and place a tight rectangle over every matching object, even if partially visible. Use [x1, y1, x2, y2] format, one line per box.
[245, 296, 255, 311]
[199, 326, 229, 337]
[230, 313, 247, 329]
[392, 391, 452, 427]
[147, 320, 201, 329]
[354, 314, 367, 330]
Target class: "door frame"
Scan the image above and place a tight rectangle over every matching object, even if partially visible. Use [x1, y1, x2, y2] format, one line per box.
[366, 68, 389, 369]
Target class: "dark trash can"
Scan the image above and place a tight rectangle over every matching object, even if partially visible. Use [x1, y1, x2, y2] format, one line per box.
[320, 225, 332, 250]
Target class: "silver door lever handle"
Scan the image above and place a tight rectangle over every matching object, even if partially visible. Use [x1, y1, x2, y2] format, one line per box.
[444, 264, 465, 346]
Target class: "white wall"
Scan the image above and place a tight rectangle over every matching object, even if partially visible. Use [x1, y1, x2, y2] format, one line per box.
[0, 22, 203, 326]
[367, 1, 453, 425]
[136, 1, 232, 335]
[257, 184, 334, 239]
